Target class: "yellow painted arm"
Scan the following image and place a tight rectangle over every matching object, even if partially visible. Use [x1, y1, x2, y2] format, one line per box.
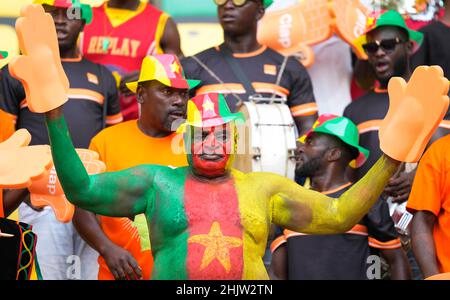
[265, 155, 398, 234]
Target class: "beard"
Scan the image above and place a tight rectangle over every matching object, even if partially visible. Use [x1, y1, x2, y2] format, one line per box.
[377, 54, 409, 86]
[295, 151, 326, 179]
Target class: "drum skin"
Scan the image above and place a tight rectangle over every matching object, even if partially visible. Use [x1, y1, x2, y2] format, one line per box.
[233, 102, 297, 179]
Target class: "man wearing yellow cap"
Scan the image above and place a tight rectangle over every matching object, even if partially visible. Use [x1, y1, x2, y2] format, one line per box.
[0, 0, 122, 279]
[73, 54, 200, 280]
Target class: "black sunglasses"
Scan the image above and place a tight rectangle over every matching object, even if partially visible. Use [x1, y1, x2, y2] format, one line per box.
[214, 0, 256, 7]
[362, 37, 406, 55]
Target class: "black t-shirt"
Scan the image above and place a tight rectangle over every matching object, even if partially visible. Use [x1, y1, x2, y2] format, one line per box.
[343, 89, 450, 178]
[412, 21, 450, 78]
[181, 45, 317, 116]
[0, 57, 122, 148]
[271, 183, 400, 280]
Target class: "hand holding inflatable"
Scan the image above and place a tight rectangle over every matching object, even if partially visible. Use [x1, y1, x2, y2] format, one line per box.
[0, 129, 52, 189]
[330, 0, 370, 59]
[257, 0, 332, 67]
[9, 4, 69, 113]
[379, 66, 449, 162]
[28, 149, 106, 223]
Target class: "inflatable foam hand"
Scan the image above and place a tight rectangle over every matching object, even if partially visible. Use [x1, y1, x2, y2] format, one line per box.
[330, 0, 370, 60]
[29, 149, 106, 223]
[0, 129, 52, 189]
[425, 273, 450, 280]
[257, 0, 332, 67]
[9, 4, 69, 113]
[379, 66, 449, 162]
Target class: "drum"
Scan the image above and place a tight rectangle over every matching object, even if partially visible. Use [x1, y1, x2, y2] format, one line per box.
[233, 99, 297, 179]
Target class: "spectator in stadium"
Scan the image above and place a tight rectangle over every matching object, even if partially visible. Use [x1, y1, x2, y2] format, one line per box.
[407, 134, 450, 278]
[412, 0, 450, 79]
[81, 0, 183, 121]
[182, 0, 318, 136]
[270, 115, 410, 280]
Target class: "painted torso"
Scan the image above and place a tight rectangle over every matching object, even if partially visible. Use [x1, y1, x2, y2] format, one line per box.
[147, 167, 270, 280]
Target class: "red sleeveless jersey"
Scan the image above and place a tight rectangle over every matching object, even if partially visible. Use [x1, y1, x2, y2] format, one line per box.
[81, 3, 167, 120]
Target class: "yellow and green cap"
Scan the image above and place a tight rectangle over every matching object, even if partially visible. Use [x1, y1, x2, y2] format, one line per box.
[126, 54, 201, 93]
[34, 0, 93, 24]
[298, 114, 370, 168]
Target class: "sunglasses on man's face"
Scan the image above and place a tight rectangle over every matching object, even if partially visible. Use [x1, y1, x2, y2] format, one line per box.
[362, 37, 406, 55]
[214, 0, 256, 7]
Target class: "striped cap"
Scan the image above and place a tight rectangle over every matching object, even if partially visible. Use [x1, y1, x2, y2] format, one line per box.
[126, 54, 201, 93]
[177, 93, 245, 133]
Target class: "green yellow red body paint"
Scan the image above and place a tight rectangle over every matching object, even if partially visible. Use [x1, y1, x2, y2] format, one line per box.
[45, 94, 399, 279]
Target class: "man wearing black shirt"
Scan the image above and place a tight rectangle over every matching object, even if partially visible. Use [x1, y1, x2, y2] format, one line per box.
[270, 115, 410, 280]
[182, 0, 318, 136]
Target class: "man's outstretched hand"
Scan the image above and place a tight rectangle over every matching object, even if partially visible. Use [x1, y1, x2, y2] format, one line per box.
[0, 129, 52, 189]
[379, 66, 449, 163]
[9, 4, 69, 113]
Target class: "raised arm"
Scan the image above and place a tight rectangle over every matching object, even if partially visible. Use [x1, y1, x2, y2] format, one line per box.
[45, 109, 156, 217]
[266, 154, 398, 234]
[268, 65, 449, 234]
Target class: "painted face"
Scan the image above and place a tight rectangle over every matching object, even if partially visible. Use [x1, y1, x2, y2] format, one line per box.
[42, 5, 84, 53]
[365, 26, 412, 87]
[188, 123, 236, 178]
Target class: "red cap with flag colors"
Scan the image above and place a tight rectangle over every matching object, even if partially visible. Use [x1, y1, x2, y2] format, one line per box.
[0, 51, 7, 59]
[177, 93, 245, 133]
[299, 114, 370, 168]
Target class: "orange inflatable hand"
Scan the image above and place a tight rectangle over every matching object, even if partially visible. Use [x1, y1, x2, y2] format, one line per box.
[257, 0, 331, 67]
[379, 66, 449, 162]
[330, 0, 370, 60]
[0, 129, 52, 189]
[9, 4, 69, 113]
[425, 273, 450, 280]
[29, 149, 106, 223]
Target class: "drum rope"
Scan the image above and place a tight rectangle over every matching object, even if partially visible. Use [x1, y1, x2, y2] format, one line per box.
[191, 55, 245, 108]
[270, 55, 289, 104]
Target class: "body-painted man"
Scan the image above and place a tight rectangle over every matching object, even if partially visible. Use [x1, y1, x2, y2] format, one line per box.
[73, 54, 197, 280]
[10, 5, 449, 279]
[43, 92, 404, 279]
